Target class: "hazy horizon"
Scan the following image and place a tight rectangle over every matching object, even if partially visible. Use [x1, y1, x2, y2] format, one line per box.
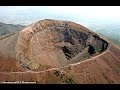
[0, 6, 120, 25]
[0, 6, 120, 45]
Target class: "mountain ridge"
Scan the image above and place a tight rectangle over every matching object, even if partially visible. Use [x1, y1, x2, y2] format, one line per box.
[0, 22, 25, 36]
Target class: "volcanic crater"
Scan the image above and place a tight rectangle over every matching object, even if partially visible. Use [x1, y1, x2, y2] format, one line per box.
[0, 19, 120, 84]
[15, 19, 108, 71]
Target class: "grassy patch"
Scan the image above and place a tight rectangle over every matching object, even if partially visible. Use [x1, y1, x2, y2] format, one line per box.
[54, 70, 77, 84]
[65, 77, 76, 84]
[54, 70, 60, 76]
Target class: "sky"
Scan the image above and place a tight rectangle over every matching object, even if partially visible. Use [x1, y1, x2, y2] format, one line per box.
[0, 6, 120, 25]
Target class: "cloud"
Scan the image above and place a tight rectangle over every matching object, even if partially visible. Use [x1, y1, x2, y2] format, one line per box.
[0, 6, 120, 24]
[0, 6, 120, 19]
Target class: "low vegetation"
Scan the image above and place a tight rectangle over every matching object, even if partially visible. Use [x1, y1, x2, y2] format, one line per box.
[54, 70, 77, 84]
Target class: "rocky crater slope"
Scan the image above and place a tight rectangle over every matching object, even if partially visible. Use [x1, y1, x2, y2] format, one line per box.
[15, 19, 108, 70]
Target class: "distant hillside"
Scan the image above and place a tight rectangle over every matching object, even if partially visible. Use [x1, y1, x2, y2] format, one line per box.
[0, 22, 25, 36]
[108, 38, 120, 47]
[84, 23, 120, 48]
[96, 32, 120, 48]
